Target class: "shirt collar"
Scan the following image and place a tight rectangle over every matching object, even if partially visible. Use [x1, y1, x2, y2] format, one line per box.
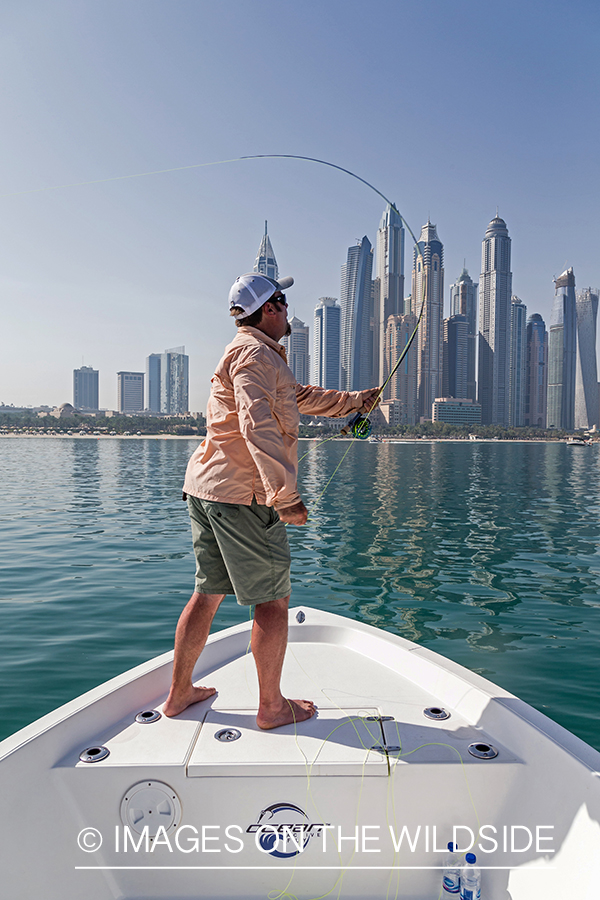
[237, 326, 288, 361]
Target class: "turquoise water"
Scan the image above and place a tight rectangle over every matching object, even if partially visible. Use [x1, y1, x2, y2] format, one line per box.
[1, 437, 600, 750]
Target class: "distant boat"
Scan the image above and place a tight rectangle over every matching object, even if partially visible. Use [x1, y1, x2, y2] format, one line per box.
[566, 436, 592, 446]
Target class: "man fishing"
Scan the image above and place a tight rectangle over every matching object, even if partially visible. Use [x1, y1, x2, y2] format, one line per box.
[164, 271, 379, 728]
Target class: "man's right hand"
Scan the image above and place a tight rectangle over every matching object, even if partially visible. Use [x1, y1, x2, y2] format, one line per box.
[278, 501, 308, 525]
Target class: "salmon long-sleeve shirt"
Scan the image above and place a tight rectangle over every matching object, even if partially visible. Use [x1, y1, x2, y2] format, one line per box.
[183, 326, 366, 510]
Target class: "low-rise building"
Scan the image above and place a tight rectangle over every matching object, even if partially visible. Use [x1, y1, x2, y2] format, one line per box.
[432, 397, 482, 426]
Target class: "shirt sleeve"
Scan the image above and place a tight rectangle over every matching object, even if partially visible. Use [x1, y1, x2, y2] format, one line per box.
[231, 348, 301, 510]
[295, 384, 365, 417]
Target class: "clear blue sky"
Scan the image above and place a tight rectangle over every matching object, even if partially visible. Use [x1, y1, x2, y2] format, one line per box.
[2, 0, 599, 412]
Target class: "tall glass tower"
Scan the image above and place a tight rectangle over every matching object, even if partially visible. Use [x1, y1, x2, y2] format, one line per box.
[340, 236, 373, 391]
[575, 287, 599, 430]
[160, 346, 189, 415]
[375, 204, 404, 390]
[524, 313, 548, 428]
[449, 267, 477, 401]
[412, 220, 444, 420]
[312, 298, 341, 389]
[442, 314, 468, 399]
[509, 296, 527, 427]
[548, 269, 577, 430]
[253, 221, 279, 281]
[477, 215, 512, 425]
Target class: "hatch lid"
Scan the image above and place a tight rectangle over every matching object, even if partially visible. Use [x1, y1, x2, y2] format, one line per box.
[188, 707, 390, 777]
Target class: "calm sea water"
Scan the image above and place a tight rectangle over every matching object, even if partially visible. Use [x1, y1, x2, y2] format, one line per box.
[1, 437, 600, 751]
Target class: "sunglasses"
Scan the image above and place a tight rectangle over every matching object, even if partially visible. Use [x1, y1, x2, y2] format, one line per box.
[271, 294, 287, 308]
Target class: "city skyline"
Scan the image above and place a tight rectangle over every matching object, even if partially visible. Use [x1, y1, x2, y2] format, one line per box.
[2, 2, 599, 413]
[18, 212, 600, 430]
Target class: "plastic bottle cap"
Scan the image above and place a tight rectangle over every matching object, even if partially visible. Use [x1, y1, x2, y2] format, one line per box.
[465, 853, 476, 864]
[447, 842, 455, 852]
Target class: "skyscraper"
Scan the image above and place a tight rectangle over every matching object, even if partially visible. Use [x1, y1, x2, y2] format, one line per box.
[477, 215, 513, 425]
[383, 313, 417, 424]
[282, 317, 310, 384]
[160, 346, 189, 414]
[117, 372, 144, 413]
[411, 220, 444, 419]
[524, 313, 548, 428]
[509, 296, 527, 427]
[575, 288, 599, 430]
[340, 236, 373, 391]
[254, 221, 279, 281]
[442, 314, 468, 400]
[547, 268, 577, 430]
[73, 365, 99, 410]
[146, 347, 189, 415]
[449, 267, 477, 401]
[375, 204, 405, 390]
[312, 298, 341, 389]
[146, 353, 161, 412]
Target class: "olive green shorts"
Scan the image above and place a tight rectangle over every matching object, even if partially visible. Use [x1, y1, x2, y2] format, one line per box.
[187, 495, 292, 606]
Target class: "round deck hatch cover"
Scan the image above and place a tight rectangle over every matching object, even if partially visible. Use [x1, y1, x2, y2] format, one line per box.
[120, 781, 181, 836]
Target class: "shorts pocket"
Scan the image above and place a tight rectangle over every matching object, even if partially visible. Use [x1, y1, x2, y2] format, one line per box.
[205, 501, 240, 521]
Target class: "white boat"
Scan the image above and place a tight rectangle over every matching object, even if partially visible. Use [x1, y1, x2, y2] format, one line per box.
[566, 436, 592, 446]
[2, 606, 599, 899]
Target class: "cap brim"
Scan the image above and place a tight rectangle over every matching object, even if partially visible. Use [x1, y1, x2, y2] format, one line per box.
[277, 276, 294, 290]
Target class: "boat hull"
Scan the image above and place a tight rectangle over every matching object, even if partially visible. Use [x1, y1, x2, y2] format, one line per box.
[2, 607, 599, 899]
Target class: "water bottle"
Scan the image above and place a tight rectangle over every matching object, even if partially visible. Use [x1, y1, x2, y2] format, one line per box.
[460, 852, 481, 900]
[442, 841, 461, 894]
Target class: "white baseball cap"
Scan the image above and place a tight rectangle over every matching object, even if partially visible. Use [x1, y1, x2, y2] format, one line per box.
[228, 273, 294, 320]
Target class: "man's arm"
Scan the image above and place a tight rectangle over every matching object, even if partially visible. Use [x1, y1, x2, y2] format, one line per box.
[295, 384, 381, 418]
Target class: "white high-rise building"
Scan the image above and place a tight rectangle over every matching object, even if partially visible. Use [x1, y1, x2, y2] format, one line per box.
[548, 269, 577, 430]
[312, 298, 340, 389]
[282, 317, 310, 384]
[412, 220, 444, 420]
[575, 288, 599, 430]
[254, 221, 279, 281]
[477, 215, 513, 425]
[509, 296, 527, 427]
[375, 204, 404, 390]
[340, 236, 373, 391]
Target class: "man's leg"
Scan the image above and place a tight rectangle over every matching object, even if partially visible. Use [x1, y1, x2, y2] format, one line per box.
[163, 591, 225, 717]
[252, 594, 316, 730]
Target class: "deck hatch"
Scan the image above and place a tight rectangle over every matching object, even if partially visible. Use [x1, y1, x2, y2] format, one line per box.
[188, 707, 389, 777]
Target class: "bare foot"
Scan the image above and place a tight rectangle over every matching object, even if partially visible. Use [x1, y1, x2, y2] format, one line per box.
[257, 698, 316, 730]
[163, 684, 216, 718]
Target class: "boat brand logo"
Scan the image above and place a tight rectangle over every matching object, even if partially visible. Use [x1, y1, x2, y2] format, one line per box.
[246, 803, 329, 858]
